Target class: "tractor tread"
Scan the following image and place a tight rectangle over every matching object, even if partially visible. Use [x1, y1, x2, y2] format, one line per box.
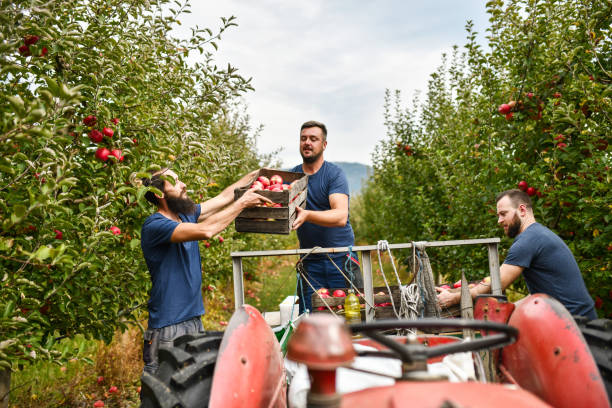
[140, 332, 222, 408]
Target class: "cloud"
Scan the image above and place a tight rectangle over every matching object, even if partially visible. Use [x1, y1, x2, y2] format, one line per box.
[174, 1, 489, 166]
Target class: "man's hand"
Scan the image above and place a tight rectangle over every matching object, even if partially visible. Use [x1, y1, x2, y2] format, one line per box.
[292, 206, 309, 230]
[436, 286, 460, 309]
[238, 189, 271, 208]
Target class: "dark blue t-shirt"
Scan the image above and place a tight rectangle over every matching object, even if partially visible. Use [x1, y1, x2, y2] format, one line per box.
[141, 205, 205, 328]
[290, 161, 354, 259]
[503, 222, 596, 319]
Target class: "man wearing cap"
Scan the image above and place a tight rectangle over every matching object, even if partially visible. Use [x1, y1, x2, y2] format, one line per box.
[140, 168, 269, 374]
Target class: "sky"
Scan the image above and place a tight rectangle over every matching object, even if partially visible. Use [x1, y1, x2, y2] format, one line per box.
[174, 2, 490, 167]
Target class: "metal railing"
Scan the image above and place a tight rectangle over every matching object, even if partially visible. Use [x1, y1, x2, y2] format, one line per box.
[231, 238, 502, 322]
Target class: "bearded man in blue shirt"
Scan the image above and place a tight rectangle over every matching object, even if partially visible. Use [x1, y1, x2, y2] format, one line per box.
[291, 121, 362, 314]
[140, 168, 270, 374]
[436, 189, 596, 320]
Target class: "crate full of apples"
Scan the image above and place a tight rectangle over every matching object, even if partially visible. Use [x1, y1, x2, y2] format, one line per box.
[233, 168, 308, 234]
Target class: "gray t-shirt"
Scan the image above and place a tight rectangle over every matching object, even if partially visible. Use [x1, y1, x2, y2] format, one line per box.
[504, 223, 596, 319]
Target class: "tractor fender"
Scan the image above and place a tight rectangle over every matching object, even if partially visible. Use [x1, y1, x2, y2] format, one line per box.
[501, 294, 609, 408]
[209, 304, 286, 408]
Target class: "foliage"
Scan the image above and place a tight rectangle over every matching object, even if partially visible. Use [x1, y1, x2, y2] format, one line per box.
[357, 0, 611, 316]
[0, 0, 270, 371]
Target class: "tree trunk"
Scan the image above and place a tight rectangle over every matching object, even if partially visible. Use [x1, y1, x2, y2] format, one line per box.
[0, 368, 10, 408]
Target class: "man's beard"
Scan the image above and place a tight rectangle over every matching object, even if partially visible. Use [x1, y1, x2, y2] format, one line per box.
[166, 195, 196, 215]
[507, 213, 521, 238]
[301, 149, 322, 164]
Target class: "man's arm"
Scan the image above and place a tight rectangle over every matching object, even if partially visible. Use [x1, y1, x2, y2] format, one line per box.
[436, 263, 524, 308]
[172, 189, 270, 243]
[198, 170, 258, 222]
[292, 193, 348, 230]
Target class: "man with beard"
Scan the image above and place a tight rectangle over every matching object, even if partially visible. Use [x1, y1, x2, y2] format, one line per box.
[436, 189, 596, 319]
[140, 168, 270, 374]
[290, 121, 362, 314]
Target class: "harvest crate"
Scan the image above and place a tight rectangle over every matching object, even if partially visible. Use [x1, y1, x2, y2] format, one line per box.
[311, 286, 401, 320]
[234, 168, 308, 234]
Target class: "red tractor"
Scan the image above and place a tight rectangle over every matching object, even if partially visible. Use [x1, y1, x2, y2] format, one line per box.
[140, 294, 610, 408]
[140, 239, 611, 407]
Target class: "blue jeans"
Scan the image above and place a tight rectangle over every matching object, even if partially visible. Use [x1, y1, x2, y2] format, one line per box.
[298, 254, 362, 314]
[142, 316, 204, 375]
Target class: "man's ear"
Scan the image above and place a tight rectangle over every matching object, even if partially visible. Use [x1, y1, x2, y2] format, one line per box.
[518, 203, 527, 215]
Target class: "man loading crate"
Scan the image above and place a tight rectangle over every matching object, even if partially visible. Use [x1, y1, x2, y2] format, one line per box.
[290, 121, 362, 314]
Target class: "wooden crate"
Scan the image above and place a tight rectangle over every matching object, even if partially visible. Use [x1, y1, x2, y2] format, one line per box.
[234, 168, 308, 234]
[311, 286, 401, 320]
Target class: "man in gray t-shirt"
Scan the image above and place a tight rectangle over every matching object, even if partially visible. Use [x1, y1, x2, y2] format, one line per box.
[437, 189, 596, 320]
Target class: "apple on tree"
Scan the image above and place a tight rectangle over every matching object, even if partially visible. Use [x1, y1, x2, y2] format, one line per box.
[109, 226, 121, 235]
[89, 129, 103, 143]
[498, 103, 511, 115]
[517, 180, 528, 191]
[102, 127, 114, 138]
[95, 147, 111, 162]
[83, 115, 97, 127]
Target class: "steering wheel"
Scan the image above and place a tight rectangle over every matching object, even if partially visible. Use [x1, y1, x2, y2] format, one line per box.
[348, 318, 518, 364]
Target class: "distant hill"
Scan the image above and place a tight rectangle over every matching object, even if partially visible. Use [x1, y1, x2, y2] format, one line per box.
[331, 161, 371, 196]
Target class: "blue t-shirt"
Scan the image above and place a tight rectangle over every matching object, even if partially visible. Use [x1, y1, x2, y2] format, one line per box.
[503, 222, 596, 319]
[290, 161, 355, 259]
[141, 205, 205, 328]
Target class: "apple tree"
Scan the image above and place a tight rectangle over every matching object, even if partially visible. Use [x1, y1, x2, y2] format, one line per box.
[357, 0, 611, 315]
[0, 0, 267, 378]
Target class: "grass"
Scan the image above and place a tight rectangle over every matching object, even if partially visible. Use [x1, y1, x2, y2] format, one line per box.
[9, 327, 143, 407]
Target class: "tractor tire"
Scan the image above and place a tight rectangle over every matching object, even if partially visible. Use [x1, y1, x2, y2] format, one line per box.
[575, 316, 612, 402]
[140, 331, 224, 408]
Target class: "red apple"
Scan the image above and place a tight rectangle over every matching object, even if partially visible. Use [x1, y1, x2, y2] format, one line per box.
[111, 118, 119, 125]
[18, 45, 30, 56]
[505, 112, 513, 120]
[268, 184, 283, 192]
[108, 385, 118, 393]
[109, 226, 121, 235]
[526, 187, 536, 196]
[83, 115, 97, 127]
[95, 147, 110, 162]
[316, 306, 325, 311]
[218, 236, 224, 243]
[556, 142, 567, 150]
[97, 376, 104, 384]
[319, 293, 330, 298]
[553, 92, 562, 98]
[54, 229, 63, 240]
[439, 284, 451, 290]
[24, 35, 39, 45]
[526, 92, 534, 99]
[337, 305, 343, 310]
[250, 180, 264, 190]
[554, 134, 565, 141]
[89, 129, 103, 143]
[317, 288, 329, 296]
[257, 176, 270, 187]
[507, 100, 516, 108]
[498, 103, 511, 115]
[204, 241, 210, 248]
[453, 280, 461, 288]
[272, 203, 282, 208]
[110, 149, 123, 162]
[93, 401, 105, 408]
[102, 127, 114, 138]
[333, 289, 346, 298]
[517, 180, 528, 191]
[270, 174, 283, 185]
[40, 46, 48, 57]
